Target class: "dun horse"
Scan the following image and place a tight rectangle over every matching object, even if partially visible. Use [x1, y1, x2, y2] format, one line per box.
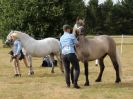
[73, 19, 121, 86]
[5, 31, 64, 75]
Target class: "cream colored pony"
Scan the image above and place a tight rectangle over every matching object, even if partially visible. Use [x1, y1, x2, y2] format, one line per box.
[6, 31, 64, 75]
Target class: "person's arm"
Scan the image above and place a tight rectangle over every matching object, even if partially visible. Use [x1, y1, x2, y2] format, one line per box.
[71, 34, 79, 47]
[15, 41, 21, 56]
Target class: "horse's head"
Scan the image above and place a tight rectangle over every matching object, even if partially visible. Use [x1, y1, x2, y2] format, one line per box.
[73, 19, 85, 37]
[5, 31, 18, 46]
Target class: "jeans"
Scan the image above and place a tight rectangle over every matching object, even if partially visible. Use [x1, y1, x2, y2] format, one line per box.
[62, 53, 80, 86]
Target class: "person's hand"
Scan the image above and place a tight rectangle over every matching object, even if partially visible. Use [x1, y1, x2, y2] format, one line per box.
[75, 43, 80, 48]
[13, 54, 18, 58]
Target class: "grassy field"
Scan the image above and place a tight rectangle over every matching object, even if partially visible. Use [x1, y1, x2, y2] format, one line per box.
[0, 36, 133, 99]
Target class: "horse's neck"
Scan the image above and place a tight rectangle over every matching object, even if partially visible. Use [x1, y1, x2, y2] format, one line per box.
[78, 35, 86, 42]
[20, 33, 34, 40]
[78, 36, 91, 47]
[18, 33, 36, 47]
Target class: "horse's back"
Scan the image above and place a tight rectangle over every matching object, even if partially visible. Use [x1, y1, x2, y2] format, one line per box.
[43, 38, 59, 44]
[95, 35, 115, 45]
[94, 35, 116, 53]
[81, 35, 116, 60]
[38, 37, 60, 52]
[45, 38, 60, 48]
[38, 38, 59, 45]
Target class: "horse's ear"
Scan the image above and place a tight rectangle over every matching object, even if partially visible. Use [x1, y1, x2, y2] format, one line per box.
[10, 30, 14, 32]
[10, 30, 14, 34]
[76, 16, 80, 21]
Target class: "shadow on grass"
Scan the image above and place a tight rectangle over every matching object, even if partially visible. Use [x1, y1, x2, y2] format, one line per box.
[82, 81, 133, 89]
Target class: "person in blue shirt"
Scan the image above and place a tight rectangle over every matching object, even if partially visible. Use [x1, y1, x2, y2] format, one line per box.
[10, 35, 28, 77]
[60, 24, 80, 89]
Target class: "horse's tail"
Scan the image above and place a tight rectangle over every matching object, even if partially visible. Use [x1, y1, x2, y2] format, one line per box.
[116, 48, 122, 78]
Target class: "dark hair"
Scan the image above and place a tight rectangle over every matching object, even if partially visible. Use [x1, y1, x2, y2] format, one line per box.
[63, 24, 71, 30]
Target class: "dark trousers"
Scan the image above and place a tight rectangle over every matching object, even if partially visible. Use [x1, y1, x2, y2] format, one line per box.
[62, 53, 80, 86]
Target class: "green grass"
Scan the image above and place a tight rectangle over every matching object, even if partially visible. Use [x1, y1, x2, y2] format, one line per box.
[0, 36, 133, 99]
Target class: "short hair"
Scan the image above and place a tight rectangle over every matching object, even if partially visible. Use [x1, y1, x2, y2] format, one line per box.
[63, 24, 71, 30]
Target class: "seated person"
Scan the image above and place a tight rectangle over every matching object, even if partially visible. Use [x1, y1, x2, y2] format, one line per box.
[41, 55, 57, 67]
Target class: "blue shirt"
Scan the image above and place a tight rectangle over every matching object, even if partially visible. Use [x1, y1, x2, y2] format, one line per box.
[13, 39, 22, 56]
[60, 32, 78, 55]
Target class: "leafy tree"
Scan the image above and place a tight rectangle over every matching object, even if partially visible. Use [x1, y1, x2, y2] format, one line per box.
[119, 0, 133, 34]
[98, 0, 113, 34]
[85, 0, 99, 34]
[0, 0, 85, 41]
[85, 0, 133, 35]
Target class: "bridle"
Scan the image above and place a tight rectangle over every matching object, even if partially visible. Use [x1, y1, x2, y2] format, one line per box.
[75, 25, 85, 39]
[5, 31, 14, 46]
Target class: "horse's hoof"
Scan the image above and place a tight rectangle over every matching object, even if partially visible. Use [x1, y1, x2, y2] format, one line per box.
[28, 71, 34, 75]
[14, 74, 19, 77]
[31, 71, 34, 75]
[95, 64, 98, 66]
[62, 70, 64, 73]
[51, 70, 55, 73]
[14, 74, 21, 77]
[84, 82, 90, 86]
[95, 79, 101, 82]
[115, 79, 121, 83]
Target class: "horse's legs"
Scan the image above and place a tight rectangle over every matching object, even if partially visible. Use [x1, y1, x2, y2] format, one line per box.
[50, 53, 55, 73]
[55, 53, 64, 73]
[96, 54, 107, 82]
[95, 58, 105, 82]
[23, 55, 29, 68]
[84, 61, 89, 86]
[109, 55, 121, 83]
[28, 55, 34, 75]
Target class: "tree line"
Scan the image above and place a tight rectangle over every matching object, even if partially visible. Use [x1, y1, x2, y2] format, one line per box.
[0, 0, 133, 41]
[85, 0, 133, 35]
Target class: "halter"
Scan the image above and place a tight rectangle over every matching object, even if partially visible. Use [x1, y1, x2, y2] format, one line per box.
[5, 31, 15, 46]
[75, 25, 85, 36]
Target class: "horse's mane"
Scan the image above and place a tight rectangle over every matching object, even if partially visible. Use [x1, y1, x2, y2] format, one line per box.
[13, 31, 35, 40]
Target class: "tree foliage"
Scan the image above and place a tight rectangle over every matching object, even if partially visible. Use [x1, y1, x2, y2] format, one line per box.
[0, 0, 133, 41]
[85, 0, 133, 35]
[0, 0, 85, 40]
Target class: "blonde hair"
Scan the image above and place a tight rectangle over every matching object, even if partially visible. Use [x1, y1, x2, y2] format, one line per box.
[10, 33, 17, 40]
[11, 33, 17, 37]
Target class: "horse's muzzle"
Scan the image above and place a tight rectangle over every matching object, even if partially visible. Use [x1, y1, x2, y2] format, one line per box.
[5, 40, 13, 46]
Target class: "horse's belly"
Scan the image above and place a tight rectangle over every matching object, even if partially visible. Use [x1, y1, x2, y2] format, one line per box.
[28, 49, 50, 57]
[29, 53, 44, 57]
[77, 48, 107, 62]
[31, 48, 59, 57]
